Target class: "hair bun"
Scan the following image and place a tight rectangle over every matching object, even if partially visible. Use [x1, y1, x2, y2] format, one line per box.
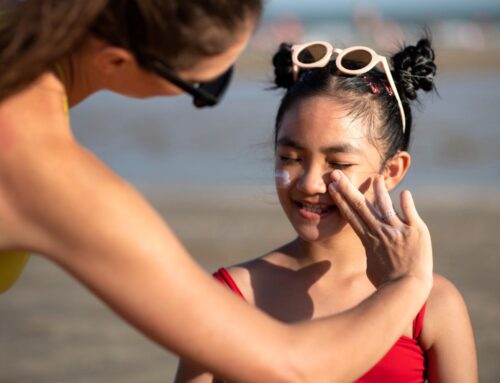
[272, 42, 294, 89]
[392, 38, 436, 101]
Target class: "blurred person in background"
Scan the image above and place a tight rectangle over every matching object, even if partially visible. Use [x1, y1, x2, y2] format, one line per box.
[0, 1, 434, 381]
[176, 38, 477, 383]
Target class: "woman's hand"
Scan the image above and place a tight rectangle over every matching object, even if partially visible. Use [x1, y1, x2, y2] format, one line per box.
[328, 170, 433, 289]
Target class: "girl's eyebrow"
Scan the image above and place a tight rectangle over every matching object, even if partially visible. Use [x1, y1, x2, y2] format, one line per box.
[277, 137, 361, 154]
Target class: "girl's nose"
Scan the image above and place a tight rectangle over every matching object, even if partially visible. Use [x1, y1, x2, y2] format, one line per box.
[296, 167, 328, 195]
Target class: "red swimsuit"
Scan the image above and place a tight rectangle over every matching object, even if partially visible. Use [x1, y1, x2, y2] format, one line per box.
[214, 267, 427, 383]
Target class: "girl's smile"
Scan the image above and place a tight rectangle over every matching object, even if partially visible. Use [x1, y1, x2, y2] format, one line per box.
[295, 200, 338, 220]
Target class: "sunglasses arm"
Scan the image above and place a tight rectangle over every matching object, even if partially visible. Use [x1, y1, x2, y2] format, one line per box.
[380, 58, 406, 133]
[146, 60, 218, 106]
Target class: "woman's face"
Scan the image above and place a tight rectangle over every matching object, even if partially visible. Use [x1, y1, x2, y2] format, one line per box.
[275, 96, 385, 243]
[101, 22, 254, 99]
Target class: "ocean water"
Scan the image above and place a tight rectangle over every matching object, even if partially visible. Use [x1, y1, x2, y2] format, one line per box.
[71, 73, 500, 197]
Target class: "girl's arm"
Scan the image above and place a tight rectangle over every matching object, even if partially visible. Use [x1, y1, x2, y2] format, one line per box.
[424, 275, 478, 382]
[0, 75, 433, 383]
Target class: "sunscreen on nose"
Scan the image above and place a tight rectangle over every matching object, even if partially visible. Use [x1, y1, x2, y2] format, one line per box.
[275, 169, 291, 188]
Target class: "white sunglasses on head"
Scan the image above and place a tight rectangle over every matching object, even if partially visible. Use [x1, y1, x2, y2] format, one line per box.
[291, 41, 406, 133]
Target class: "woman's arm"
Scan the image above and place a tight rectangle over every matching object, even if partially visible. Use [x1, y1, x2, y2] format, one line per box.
[424, 275, 478, 383]
[175, 360, 216, 383]
[0, 75, 433, 383]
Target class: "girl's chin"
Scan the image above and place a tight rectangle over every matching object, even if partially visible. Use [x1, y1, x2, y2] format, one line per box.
[295, 226, 338, 243]
[297, 233, 323, 243]
[292, 217, 349, 243]
[291, 217, 343, 240]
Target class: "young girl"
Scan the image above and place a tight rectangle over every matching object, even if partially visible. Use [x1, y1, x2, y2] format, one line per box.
[0, 2, 434, 381]
[175, 39, 477, 382]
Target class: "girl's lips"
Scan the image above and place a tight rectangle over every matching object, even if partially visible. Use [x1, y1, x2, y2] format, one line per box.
[295, 202, 338, 220]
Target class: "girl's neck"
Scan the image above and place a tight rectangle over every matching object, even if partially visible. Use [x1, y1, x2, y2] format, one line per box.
[289, 230, 367, 277]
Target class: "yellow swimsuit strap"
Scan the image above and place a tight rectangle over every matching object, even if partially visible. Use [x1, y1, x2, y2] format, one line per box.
[55, 63, 70, 114]
[0, 64, 70, 294]
[0, 252, 30, 293]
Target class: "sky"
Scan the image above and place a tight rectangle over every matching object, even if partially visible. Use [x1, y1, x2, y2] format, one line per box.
[265, 0, 500, 18]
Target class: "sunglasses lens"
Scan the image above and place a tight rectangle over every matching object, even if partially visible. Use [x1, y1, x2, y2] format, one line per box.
[194, 66, 234, 107]
[340, 49, 372, 70]
[298, 44, 328, 64]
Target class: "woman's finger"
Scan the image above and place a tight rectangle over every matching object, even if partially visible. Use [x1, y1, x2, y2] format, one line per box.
[330, 170, 381, 231]
[328, 181, 369, 240]
[373, 175, 401, 226]
[399, 189, 422, 226]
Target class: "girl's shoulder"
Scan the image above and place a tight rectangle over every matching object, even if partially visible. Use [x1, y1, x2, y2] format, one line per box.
[216, 263, 257, 305]
[419, 273, 470, 348]
[217, 248, 290, 305]
[427, 273, 467, 321]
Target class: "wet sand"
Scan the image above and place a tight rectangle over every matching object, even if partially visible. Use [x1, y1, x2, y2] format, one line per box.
[1, 188, 499, 382]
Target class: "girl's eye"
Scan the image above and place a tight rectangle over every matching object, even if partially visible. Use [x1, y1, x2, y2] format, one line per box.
[329, 163, 352, 170]
[279, 155, 301, 163]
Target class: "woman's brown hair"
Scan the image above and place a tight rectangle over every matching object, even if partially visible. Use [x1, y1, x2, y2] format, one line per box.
[0, 0, 263, 101]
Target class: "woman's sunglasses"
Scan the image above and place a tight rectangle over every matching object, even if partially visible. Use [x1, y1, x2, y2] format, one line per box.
[146, 59, 234, 108]
[291, 41, 406, 132]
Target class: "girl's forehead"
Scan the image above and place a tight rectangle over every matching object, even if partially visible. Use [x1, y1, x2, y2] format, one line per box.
[278, 97, 370, 149]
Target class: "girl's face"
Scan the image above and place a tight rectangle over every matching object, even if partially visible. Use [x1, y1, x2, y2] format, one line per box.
[275, 96, 385, 243]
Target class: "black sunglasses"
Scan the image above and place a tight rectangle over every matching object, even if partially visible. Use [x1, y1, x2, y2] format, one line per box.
[145, 59, 234, 108]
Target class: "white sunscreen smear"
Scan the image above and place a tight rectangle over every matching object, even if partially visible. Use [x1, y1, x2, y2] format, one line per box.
[275, 169, 291, 188]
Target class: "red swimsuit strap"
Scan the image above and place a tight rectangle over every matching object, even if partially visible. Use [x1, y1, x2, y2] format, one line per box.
[213, 267, 246, 301]
[412, 302, 427, 339]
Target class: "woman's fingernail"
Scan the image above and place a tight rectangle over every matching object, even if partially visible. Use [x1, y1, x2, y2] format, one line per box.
[331, 170, 341, 182]
[329, 182, 337, 193]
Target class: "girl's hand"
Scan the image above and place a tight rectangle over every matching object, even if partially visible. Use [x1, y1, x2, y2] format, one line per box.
[328, 170, 433, 289]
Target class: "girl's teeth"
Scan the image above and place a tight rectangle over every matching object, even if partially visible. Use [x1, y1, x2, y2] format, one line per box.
[302, 204, 327, 214]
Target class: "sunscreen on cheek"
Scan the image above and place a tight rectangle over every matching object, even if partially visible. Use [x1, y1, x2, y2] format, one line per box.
[275, 169, 291, 188]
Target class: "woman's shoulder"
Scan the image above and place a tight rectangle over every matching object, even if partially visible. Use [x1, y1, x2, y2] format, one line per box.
[420, 273, 470, 347]
[0, 71, 73, 170]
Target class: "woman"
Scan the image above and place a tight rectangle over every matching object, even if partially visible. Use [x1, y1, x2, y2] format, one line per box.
[0, 1, 433, 382]
[176, 38, 477, 382]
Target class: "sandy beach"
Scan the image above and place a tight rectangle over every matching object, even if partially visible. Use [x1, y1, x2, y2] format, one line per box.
[1, 188, 499, 382]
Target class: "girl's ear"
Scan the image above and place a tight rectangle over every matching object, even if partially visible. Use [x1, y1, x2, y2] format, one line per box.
[382, 151, 411, 192]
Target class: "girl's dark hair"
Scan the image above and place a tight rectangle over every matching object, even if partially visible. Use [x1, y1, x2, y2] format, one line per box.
[0, 0, 263, 101]
[272, 38, 437, 160]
